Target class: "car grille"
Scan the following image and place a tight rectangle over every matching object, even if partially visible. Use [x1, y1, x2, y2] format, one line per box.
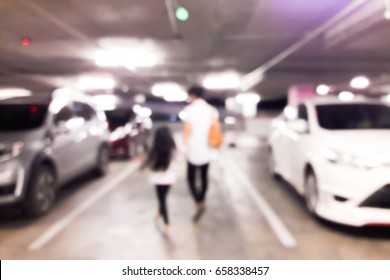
[360, 185, 390, 209]
[0, 184, 16, 196]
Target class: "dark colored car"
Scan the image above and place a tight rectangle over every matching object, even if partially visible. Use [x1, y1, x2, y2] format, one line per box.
[105, 109, 152, 159]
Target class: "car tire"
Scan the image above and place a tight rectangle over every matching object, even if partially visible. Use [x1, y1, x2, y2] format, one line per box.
[125, 142, 132, 160]
[304, 171, 319, 215]
[25, 165, 56, 217]
[94, 145, 109, 177]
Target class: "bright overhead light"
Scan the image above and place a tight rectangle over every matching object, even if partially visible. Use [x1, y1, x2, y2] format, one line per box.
[338, 91, 355, 101]
[78, 76, 116, 90]
[203, 72, 241, 90]
[151, 82, 188, 102]
[235, 93, 261, 104]
[350, 76, 370, 89]
[0, 88, 32, 99]
[95, 49, 158, 69]
[381, 94, 390, 103]
[92, 95, 118, 110]
[316, 84, 330, 95]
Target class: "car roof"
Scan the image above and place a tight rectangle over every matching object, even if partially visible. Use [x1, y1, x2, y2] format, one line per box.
[0, 95, 52, 105]
[303, 96, 385, 106]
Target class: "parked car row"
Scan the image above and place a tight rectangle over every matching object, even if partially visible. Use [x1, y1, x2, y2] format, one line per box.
[0, 90, 151, 217]
[268, 96, 390, 227]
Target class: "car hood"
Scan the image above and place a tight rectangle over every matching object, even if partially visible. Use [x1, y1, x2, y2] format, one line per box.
[317, 129, 390, 159]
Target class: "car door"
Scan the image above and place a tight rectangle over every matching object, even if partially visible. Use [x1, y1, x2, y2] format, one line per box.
[284, 104, 310, 187]
[70, 102, 97, 171]
[50, 105, 78, 182]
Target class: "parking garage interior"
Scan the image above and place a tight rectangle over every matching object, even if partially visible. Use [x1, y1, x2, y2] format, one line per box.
[1, 0, 390, 260]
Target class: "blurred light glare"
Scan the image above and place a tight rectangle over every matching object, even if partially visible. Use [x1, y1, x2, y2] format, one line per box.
[203, 72, 241, 90]
[78, 76, 116, 90]
[133, 104, 142, 113]
[338, 91, 355, 101]
[350, 76, 370, 89]
[0, 88, 32, 99]
[92, 95, 117, 109]
[316, 84, 330, 95]
[164, 92, 188, 102]
[139, 107, 152, 118]
[176, 7, 189, 21]
[152, 82, 188, 102]
[95, 49, 158, 69]
[235, 93, 261, 104]
[284, 106, 298, 120]
[380, 94, 390, 103]
[134, 94, 146, 104]
[385, 10, 390, 20]
[224, 116, 237, 125]
[178, 111, 187, 120]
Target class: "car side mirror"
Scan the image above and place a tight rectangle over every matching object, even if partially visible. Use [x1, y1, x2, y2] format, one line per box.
[287, 119, 309, 134]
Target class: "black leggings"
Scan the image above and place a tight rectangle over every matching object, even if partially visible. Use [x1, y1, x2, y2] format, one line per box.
[187, 162, 209, 204]
[156, 185, 171, 225]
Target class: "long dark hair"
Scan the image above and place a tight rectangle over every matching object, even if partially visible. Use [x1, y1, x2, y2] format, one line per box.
[142, 126, 176, 171]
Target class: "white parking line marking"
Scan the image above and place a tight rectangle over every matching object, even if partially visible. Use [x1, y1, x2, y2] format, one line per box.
[222, 154, 297, 248]
[28, 161, 140, 251]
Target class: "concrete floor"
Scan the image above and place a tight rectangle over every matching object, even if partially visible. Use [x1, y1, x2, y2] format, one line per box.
[1, 126, 390, 259]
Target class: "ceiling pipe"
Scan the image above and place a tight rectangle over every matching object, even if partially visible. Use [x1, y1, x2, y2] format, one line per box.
[240, 0, 372, 90]
[164, 0, 181, 38]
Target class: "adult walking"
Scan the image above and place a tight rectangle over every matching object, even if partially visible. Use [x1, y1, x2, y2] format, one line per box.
[182, 86, 219, 222]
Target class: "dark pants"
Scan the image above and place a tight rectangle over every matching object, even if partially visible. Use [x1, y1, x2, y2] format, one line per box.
[156, 185, 171, 225]
[187, 162, 209, 204]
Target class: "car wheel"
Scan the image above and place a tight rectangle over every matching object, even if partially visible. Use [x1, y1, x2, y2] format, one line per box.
[125, 142, 133, 159]
[304, 171, 319, 215]
[95, 146, 109, 176]
[25, 165, 56, 217]
[268, 148, 278, 178]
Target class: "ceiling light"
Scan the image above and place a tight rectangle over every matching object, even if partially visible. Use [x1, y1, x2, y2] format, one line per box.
[338, 91, 355, 101]
[381, 94, 390, 103]
[95, 49, 158, 69]
[151, 82, 188, 102]
[176, 7, 189, 21]
[93, 95, 117, 106]
[235, 93, 261, 104]
[78, 76, 116, 90]
[139, 107, 152, 118]
[350, 76, 370, 89]
[316, 84, 330, 95]
[0, 88, 32, 100]
[203, 72, 241, 90]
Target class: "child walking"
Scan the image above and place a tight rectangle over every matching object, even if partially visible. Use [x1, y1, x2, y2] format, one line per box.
[142, 126, 177, 237]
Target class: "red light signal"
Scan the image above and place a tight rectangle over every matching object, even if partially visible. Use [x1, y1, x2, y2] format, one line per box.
[21, 37, 31, 46]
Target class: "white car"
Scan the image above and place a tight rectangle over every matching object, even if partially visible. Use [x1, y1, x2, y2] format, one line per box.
[268, 97, 390, 227]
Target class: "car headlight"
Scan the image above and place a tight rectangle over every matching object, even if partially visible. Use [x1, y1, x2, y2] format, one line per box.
[321, 147, 383, 169]
[0, 142, 24, 161]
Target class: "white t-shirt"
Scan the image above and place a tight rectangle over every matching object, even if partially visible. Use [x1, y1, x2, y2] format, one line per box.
[183, 99, 219, 165]
[149, 164, 176, 185]
[148, 151, 180, 185]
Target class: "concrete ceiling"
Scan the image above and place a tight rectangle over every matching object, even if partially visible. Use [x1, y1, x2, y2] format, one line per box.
[1, 0, 390, 100]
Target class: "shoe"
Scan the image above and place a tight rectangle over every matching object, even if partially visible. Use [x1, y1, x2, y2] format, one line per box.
[193, 206, 206, 223]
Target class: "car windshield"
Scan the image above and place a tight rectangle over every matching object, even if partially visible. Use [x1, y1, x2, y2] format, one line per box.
[316, 104, 390, 130]
[104, 110, 135, 128]
[0, 104, 48, 131]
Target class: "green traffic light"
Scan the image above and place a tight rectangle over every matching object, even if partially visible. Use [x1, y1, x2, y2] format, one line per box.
[176, 7, 189, 21]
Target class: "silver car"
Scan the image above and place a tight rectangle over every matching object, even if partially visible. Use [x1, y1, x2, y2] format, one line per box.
[0, 93, 110, 216]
